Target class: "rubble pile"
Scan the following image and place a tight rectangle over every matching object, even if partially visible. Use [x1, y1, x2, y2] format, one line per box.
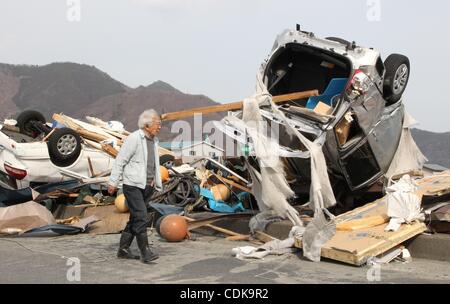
[1, 27, 449, 268]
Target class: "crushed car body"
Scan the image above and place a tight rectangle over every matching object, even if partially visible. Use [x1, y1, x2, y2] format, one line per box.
[0, 111, 176, 189]
[213, 26, 423, 202]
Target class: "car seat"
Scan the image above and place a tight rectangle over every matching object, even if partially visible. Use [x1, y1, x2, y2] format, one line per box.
[306, 78, 348, 109]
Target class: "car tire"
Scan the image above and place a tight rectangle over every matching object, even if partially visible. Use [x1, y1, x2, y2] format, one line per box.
[16, 110, 46, 138]
[47, 128, 82, 167]
[383, 54, 410, 104]
[159, 154, 175, 168]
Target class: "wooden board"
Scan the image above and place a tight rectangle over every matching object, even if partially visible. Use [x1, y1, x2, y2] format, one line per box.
[416, 171, 450, 197]
[83, 205, 130, 235]
[292, 171, 450, 266]
[161, 90, 319, 121]
[294, 197, 426, 265]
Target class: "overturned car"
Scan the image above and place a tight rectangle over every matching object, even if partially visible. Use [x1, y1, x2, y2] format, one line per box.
[214, 26, 422, 205]
[0, 111, 176, 189]
[0, 111, 114, 189]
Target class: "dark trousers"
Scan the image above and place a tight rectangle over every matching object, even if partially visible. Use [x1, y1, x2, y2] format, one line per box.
[122, 184, 154, 235]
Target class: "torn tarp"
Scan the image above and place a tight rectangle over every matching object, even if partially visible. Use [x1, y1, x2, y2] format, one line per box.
[232, 226, 304, 260]
[0, 180, 85, 207]
[385, 175, 425, 232]
[0, 201, 56, 235]
[223, 76, 338, 262]
[23, 215, 99, 237]
[0, 185, 32, 206]
[386, 112, 427, 178]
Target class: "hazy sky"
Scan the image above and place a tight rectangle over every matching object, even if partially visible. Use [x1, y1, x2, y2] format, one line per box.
[1, 0, 449, 132]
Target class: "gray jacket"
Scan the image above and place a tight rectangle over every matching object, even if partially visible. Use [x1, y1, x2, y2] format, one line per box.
[109, 129, 162, 190]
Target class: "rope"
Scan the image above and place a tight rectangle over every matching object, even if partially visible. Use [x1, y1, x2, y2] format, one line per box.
[149, 173, 201, 207]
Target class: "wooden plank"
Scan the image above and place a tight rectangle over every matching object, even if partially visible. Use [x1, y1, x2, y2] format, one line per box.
[76, 128, 110, 143]
[1, 124, 20, 133]
[99, 128, 128, 140]
[184, 213, 252, 230]
[42, 128, 56, 142]
[292, 172, 449, 266]
[92, 169, 112, 178]
[55, 113, 175, 158]
[226, 235, 251, 241]
[161, 90, 319, 121]
[85, 116, 130, 135]
[355, 222, 426, 264]
[184, 215, 247, 238]
[87, 156, 95, 177]
[336, 215, 389, 231]
[254, 230, 277, 243]
[83, 138, 103, 150]
[85, 205, 130, 235]
[101, 144, 119, 158]
[416, 172, 450, 197]
[210, 173, 252, 194]
[294, 222, 426, 266]
[204, 224, 242, 237]
[53, 113, 124, 146]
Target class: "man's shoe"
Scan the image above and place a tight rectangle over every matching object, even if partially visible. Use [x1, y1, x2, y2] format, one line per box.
[136, 232, 159, 263]
[117, 231, 140, 260]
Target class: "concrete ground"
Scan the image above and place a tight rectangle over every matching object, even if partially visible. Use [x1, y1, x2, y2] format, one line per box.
[0, 230, 449, 284]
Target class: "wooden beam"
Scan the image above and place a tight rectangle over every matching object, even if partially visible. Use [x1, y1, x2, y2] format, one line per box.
[161, 90, 319, 121]
[184, 215, 244, 237]
[336, 215, 389, 231]
[184, 213, 252, 230]
[254, 230, 277, 243]
[87, 156, 96, 177]
[53, 113, 124, 146]
[42, 128, 56, 142]
[226, 235, 251, 241]
[210, 172, 252, 194]
[0, 124, 20, 133]
[101, 144, 119, 158]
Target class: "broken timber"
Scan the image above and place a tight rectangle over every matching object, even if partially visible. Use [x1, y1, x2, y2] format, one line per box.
[294, 198, 426, 266]
[161, 90, 319, 121]
[292, 172, 450, 266]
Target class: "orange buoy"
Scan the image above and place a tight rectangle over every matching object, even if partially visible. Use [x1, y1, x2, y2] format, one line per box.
[115, 194, 129, 213]
[160, 165, 170, 183]
[211, 184, 231, 202]
[159, 214, 188, 242]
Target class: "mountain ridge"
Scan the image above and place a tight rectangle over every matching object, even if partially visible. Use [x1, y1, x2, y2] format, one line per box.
[0, 62, 448, 159]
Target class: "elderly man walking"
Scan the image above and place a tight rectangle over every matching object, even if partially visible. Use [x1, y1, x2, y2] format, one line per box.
[108, 109, 163, 264]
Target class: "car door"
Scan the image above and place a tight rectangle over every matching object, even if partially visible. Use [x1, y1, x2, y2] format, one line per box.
[336, 72, 386, 190]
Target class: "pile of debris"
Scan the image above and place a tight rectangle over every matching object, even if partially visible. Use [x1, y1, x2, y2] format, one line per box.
[1, 26, 449, 269]
[0, 107, 448, 268]
[0, 110, 254, 236]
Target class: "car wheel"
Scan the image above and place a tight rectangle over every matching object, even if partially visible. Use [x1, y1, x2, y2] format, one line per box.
[16, 110, 46, 138]
[159, 154, 175, 168]
[47, 128, 82, 167]
[383, 54, 410, 104]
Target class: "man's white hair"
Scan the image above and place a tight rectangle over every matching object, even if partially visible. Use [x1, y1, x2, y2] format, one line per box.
[138, 109, 159, 129]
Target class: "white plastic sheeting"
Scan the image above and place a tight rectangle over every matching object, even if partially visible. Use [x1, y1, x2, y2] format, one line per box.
[231, 226, 304, 260]
[386, 112, 427, 178]
[385, 175, 425, 231]
[226, 94, 303, 227]
[224, 76, 337, 261]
